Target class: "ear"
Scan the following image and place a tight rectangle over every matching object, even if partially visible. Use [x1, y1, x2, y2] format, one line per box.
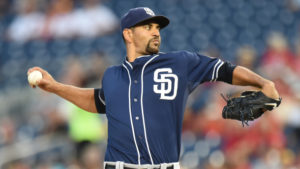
[123, 29, 133, 43]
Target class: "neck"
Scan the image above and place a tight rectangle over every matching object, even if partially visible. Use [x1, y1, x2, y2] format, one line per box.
[126, 44, 146, 62]
[127, 51, 139, 62]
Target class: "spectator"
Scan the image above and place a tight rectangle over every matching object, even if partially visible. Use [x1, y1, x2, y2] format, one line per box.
[7, 0, 45, 42]
[42, 0, 119, 39]
[236, 45, 257, 70]
[260, 32, 298, 96]
[42, 0, 74, 39]
[71, 0, 119, 37]
[81, 143, 104, 169]
[261, 32, 295, 73]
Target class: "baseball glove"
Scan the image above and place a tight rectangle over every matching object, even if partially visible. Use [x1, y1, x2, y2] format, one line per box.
[221, 91, 281, 126]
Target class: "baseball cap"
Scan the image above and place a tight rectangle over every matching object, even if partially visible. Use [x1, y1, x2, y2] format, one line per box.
[121, 7, 170, 31]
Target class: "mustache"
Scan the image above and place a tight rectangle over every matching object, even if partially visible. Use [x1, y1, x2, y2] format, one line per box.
[150, 36, 160, 42]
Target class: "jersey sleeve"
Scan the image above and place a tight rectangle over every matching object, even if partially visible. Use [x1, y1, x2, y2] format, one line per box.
[217, 61, 236, 84]
[184, 51, 235, 92]
[94, 88, 106, 114]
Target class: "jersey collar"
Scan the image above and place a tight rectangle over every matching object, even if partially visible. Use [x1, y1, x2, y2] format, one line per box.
[123, 54, 153, 70]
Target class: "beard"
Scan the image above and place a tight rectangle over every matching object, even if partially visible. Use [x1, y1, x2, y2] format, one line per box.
[145, 38, 160, 54]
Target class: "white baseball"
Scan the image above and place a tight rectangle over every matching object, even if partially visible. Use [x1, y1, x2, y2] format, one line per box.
[28, 70, 43, 86]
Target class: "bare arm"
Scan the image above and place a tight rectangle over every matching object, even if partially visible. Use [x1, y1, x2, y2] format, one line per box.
[52, 84, 97, 113]
[232, 66, 280, 100]
[27, 67, 98, 113]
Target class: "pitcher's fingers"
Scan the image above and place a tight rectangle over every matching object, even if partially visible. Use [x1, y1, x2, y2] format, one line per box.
[29, 83, 36, 88]
[27, 67, 40, 75]
[27, 67, 45, 75]
[36, 79, 44, 86]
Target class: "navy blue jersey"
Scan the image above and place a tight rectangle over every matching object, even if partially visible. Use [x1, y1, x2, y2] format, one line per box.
[95, 50, 232, 164]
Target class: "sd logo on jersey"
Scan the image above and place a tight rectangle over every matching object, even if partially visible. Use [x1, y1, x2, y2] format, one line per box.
[153, 68, 178, 100]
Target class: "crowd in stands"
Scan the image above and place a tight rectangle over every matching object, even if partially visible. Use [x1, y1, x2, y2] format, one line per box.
[1, 0, 300, 169]
[6, 0, 118, 42]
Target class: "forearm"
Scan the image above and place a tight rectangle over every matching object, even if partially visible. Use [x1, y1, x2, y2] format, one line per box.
[52, 83, 97, 113]
[232, 66, 270, 87]
[27, 67, 98, 113]
[232, 66, 279, 99]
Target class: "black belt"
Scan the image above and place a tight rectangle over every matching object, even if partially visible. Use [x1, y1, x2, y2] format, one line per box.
[105, 164, 174, 169]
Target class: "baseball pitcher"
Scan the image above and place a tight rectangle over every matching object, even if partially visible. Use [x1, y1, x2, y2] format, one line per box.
[27, 7, 281, 169]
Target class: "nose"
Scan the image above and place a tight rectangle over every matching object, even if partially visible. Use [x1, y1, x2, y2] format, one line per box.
[152, 28, 160, 37]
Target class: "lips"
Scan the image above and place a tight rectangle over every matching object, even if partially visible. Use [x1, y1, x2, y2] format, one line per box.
[152, 39, 160, 45]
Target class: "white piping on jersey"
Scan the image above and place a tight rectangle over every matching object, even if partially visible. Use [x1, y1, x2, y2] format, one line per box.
[211, 59, 221, 82]
[214, 61, 224, 82]
[211, 59, 224, 82]
[122, 64, 141, 165]
[125, 60, 133, 69]
[125, 55, 152, 69]
[99, 94, 106, 105]
[140, 54, 159, 165]
[137, 55, 151, 59]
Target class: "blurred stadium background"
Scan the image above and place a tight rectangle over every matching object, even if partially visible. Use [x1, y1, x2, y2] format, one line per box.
[1, 0, 300, 168]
